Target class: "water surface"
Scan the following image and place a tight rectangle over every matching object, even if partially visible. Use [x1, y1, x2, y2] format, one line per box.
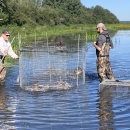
[1, 30, 130, 130]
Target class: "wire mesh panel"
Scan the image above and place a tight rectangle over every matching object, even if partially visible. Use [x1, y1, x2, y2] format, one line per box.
[19, 36, 87, 91]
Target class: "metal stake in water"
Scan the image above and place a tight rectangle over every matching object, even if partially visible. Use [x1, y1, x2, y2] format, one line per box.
[17, 33, 21, 84]
[46, 32, 52, 82]
[82, 47, 86, 84]
[76, 34, 80, 86]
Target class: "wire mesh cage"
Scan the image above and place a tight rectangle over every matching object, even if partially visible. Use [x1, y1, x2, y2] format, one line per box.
[18, 34, 87, 91]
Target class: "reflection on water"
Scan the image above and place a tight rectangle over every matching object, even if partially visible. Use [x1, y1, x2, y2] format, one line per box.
[98, 85, 130, 130]
[0, 85, 7, 110]
[1, 30, 130, 129]
[98, 86, 115, 129]
[0, 85, 17, 129]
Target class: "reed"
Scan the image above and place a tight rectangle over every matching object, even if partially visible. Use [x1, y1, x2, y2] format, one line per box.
[1, 23, 130, 66]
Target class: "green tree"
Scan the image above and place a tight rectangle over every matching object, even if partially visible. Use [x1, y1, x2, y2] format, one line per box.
[92, 5, 119, 24]
[0, 0, 120, 26]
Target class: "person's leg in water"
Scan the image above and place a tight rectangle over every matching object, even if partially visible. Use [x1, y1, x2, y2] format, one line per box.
[105, 57, 115, 81]
[0, 59, 6, 85]
[97, 57, 106, 82]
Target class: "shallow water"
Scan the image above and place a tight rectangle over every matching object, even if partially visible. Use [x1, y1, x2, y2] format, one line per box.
[1, 30, 130, 130]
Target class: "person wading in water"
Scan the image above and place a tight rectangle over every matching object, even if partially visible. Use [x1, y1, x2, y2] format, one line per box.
[93, 23, 115, 83]
[0, 30, 19, 84]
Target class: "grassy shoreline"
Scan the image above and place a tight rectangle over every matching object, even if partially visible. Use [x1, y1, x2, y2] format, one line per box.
[1, 23, 130, 66]
[1, 23, 130, 46]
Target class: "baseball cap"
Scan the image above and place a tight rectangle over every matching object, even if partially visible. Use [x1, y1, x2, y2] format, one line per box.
[2, 30, 10, 35]
[96, 23, 107, 30]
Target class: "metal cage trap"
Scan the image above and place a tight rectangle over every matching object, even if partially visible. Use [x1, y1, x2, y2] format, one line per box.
[18, 34, 87, 92]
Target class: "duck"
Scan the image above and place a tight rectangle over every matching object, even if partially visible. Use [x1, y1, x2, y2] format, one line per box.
[33, 84, 45, 91]
[73, 66, 83, 75]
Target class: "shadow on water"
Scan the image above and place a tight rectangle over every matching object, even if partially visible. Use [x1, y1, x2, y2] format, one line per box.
[85, 72, 98, 81]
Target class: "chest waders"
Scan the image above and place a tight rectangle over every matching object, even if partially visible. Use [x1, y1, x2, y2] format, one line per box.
[97, 34, 115, 82]
[0, 57, 6, 82]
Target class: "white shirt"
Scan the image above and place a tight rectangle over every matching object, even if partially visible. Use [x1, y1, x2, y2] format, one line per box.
[0, 36, 18, 59]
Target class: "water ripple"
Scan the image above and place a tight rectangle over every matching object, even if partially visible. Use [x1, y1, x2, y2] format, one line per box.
[1, 30, 130, 129]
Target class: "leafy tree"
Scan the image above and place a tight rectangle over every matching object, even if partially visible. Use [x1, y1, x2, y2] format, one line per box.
[92, 5, 119, 24]
[0, 0, 120, 26]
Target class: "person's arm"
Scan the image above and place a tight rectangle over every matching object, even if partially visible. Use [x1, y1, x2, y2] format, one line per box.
[93, 35, 104, 51]
[7, 43, 19, 59]
[93, 41, 101, 51]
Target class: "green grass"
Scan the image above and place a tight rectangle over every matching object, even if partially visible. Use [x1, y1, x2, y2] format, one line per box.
[1, 23, 130, 66]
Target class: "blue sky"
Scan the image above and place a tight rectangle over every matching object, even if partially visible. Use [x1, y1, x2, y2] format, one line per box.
[80, 0, 130, 21]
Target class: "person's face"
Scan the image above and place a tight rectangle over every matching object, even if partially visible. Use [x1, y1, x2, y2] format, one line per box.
[2, 33, 10, 41]
[96, 27, 100, 33]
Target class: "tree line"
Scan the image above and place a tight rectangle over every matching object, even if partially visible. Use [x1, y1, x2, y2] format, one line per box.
[0, 0, 120, 26]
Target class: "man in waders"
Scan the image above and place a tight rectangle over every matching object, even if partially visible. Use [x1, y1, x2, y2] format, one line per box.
[93, 23, 115, 83]
[0, 30, 19, 84]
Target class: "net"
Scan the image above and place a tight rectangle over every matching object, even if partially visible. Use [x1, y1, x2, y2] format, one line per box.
[18, 34, 87, 91]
